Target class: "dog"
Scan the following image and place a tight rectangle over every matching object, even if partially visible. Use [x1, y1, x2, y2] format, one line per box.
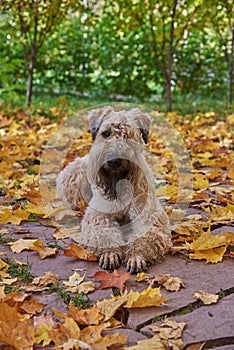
[57, 106, 171, 273]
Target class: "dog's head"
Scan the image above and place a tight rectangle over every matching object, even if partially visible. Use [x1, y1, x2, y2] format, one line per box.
[87, 107, 151, 199]
[88, 106, 151, 144]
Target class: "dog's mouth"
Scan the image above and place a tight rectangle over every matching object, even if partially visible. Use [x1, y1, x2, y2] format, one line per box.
[101, 157, 130, 175]
[97, 158, 132, 200]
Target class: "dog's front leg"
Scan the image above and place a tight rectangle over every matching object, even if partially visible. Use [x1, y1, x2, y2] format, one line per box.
[80, 208, 125, 270]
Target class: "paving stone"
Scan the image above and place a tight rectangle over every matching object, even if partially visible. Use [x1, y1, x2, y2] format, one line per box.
[141, 294, 234, 348]
[126, 255, 234, 330]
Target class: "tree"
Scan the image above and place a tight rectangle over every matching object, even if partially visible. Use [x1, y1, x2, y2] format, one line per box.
[207, 0, 233, 105]
[98, 0, 204, 111]
[0, 0, 81, 106]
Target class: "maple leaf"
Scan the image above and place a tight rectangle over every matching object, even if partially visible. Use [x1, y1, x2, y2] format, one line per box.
[189, 246, 227, 263]
[193, 291, 219, 305]
[135, 272, 150, 282]
[63, 242, 98, 261]
[35, 323, 53, 347]
[9, 238, 57, 259]
[63, 271, 95, 294]
[125, 287, 168, 308]
[91, 270, 132, 292]
[123, 334, 165, 350]
[96, 294, 128, 322]
[69, 303, 104, 326]
[148, 318, 186, 350]
[80, 323, 127, 349]
[0, 301, 35, 349]
[0, 206, 29, 225]
[48, 316, 81, 347]
[156, 274, 185, 292]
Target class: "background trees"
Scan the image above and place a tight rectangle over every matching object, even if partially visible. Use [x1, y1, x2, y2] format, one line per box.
[0, 0, 233, 110]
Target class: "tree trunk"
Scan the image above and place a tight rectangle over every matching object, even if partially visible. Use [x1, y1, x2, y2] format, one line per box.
[25, 51, 36, 107]
[166, 76, 172, 112]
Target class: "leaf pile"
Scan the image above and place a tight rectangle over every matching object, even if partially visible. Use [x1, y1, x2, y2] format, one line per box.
[0, 107, 233, 348]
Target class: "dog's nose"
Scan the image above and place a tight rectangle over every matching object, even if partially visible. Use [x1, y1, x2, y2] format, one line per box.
[107, 158, 122, 169]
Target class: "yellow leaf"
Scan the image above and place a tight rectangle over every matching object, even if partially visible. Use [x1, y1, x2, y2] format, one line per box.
[189, 246, 227, 263]
[193, 291, 219, 305]
[35, 323, 53, 346]
[96, 294, 128, 322]
[193, 175, 209, 191]
[9, 238, 39, 253]
[185, 231, 227, 251]
[125, 287, 168, 308]
[63, 272, 85, 288]
[9, 238, 57, 259]
[0, 207, 29, 225]
[123, 335, 164, 350]
[135, 272, 150, 282]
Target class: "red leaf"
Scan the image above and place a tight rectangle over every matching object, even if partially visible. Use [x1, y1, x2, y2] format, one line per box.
[91, 270, 132, 292]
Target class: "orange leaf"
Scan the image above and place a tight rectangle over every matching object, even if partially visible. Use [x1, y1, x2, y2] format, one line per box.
[0, 301, 35, 349]
[63, 242, 98, 261]
[91, 269, 132, 292]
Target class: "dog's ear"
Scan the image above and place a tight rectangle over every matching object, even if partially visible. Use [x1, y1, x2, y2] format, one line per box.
[88, 106, 113, 140]
[131, 108, 151, 144]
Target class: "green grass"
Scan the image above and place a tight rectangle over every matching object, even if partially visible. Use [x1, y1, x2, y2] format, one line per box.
[7, 261, 34, 283]
[1, 91, 232, 116]
[48, 284, 90, 309]
[0, 234, 15, 244]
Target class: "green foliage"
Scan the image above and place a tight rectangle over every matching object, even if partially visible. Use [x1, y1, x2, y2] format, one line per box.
[7, 261, 34, 283]
[0, 0, 232, 107]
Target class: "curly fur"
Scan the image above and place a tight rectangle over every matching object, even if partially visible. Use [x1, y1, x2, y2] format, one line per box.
[57, 106, 171, 273]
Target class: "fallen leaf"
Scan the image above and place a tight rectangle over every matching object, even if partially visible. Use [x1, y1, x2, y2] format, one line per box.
[0, 206, 29, 225]
[135, 272, 150, 282]
[189, 246, 227, 263]
[63, 242, 98, 261]
[193, 290, 219, 305]
[20, 298, 45, 314]
[91, 270, 132, 292]
[0, 301, 35, 349]
[48, 316, 81, 347]
[149, 318, 186, 349]
[69, 303, 104, 325]
[125, 287, 168, 308]
[123, 334, 164, 349]
[96, 294, 128, 322]
[35, 323, 53, 346]
[63, 272, 95, 294]
[156, 274, 185, 292]
[9, 238, 57, 259]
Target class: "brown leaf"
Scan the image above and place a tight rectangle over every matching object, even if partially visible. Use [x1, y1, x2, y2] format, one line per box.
[192, 291, 219, 305]
[63, 242, 98, 261]
[0, 301, 35, 349]
[69, 303, 104, 326]
[91, 269, 132, 292]
[156, 274, 185, 292]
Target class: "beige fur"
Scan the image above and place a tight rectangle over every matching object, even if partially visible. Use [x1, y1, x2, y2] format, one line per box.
[57, 106, 171, 273]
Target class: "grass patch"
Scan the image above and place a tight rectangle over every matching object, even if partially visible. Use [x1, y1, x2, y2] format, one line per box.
[48, 284, 90, 309]
[0, 234, 15, 244]
[7, 261, 34, 283]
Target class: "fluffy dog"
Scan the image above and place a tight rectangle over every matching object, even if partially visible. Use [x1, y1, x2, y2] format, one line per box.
[57, 106, 171, 273]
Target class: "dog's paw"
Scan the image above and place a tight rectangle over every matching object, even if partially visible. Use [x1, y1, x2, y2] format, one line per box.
[99, 251, 121, 271]
[126, 255, 147, 274]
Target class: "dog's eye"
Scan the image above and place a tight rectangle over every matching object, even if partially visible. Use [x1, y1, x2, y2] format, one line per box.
[102, 129, 111, 138]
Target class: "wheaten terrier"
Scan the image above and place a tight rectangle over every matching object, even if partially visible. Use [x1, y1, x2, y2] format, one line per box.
[57, 106, 171, 273]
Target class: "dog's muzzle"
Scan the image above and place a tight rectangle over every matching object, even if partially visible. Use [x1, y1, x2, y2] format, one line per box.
[107, 158, 122, 169]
